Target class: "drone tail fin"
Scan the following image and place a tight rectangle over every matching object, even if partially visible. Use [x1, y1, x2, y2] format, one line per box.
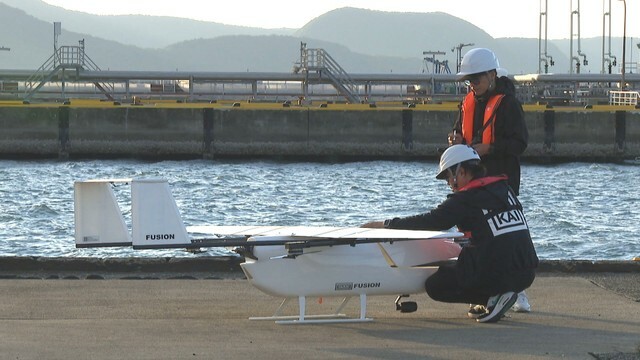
[130, 179, 191, 249]
[74, 178, 191, 249]
[74, 179, 132, 248]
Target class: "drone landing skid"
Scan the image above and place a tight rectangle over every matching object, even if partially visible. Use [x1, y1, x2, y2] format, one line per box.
[249, 294, 373, 324]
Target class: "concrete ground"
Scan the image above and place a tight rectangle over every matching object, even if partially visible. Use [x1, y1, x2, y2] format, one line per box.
[1, 273, 639, 360]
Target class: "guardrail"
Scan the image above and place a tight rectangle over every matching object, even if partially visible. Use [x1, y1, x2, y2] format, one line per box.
[609, 90, 639, 106]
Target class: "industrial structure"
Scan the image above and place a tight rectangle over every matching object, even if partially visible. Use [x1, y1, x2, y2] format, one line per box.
[1, 63, 639, 107]
[0, 12, 640, 107]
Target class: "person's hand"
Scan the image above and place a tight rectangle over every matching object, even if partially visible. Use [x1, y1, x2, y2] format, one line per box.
[361, 221, 384, 228]
[448, 132, 462, 146]
[473, 143, 491, 156]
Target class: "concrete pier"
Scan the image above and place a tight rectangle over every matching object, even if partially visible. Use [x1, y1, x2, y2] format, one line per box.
[1, 100, 638, 161]
[1, 257, 639, 359]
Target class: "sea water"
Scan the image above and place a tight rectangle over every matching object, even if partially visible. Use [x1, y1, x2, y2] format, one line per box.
[0, 159, 638, 260]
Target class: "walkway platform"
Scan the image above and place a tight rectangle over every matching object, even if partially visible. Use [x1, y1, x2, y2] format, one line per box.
[1, 272, 639, 359]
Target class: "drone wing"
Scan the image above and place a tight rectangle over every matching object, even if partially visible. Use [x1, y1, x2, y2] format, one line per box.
[74, 179, 462, 251]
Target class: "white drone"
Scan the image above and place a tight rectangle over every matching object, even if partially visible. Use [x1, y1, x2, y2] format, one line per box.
[74, 178, 462, 324]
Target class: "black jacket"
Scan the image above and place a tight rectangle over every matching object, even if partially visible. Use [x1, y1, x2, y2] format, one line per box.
[453, 76, 528, 195]
[386, 177, 538, 294]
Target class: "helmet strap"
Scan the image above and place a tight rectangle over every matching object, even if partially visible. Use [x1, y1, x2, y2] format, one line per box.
[488, 70, 497, 91]
[448, 163, 462, 189]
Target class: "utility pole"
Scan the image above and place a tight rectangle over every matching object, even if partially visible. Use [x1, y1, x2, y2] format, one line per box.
[451, 43, 474, 73]
[422, 51, 446, 74]
[53, 22, 61, 66]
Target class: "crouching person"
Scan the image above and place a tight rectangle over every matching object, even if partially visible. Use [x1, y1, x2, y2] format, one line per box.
[362, 145, 538, 323]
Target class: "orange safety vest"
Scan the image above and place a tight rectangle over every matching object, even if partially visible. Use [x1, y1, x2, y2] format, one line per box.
[461, 93, 505, 145]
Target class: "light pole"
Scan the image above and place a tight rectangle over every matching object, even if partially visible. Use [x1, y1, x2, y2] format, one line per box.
[638, 42, 640, 73]
[539, 0, 554, 74]
[451, 43, 474, 74]
[603, 0, 617, 74]
[620, 0, 626, 90]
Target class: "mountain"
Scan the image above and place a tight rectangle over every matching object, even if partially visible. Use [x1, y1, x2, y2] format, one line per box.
[0, 3, 423, 72]
[0, 3, 167, 70]
[0, 1, 628, 75]
[296, 8, 495, 58]
[293, 7, 571, 75]
[0, 0, 294, 49]
[162, 36, 421, 73]
[549, 37, 630, 74]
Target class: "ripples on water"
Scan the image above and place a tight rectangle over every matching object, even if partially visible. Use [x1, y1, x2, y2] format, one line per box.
[1, 159, 638, 260]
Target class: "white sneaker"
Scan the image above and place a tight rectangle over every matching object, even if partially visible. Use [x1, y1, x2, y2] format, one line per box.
[477, 292, 518, 323]
[487, 294, 498, 307]
[511, 291, 531, 313]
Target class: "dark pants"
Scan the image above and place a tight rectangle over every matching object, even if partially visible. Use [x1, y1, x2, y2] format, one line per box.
[425, 265, 535, 306]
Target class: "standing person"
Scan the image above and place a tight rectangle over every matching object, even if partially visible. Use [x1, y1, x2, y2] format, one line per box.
[449, 48, 531, 312]
[448, 47, 527, 196]
[362, 145, 538, 323]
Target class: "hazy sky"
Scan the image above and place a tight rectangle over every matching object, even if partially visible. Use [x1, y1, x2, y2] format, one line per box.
[42, 0, 640, 40]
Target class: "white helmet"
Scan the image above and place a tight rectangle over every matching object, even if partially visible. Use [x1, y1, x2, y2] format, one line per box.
[456, 48, 507, 79]
[436, 145, 481, 179]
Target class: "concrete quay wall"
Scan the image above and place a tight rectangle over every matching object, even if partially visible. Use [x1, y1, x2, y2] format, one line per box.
[1, 103, 638, 161]
[1, 257, 639, 279]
